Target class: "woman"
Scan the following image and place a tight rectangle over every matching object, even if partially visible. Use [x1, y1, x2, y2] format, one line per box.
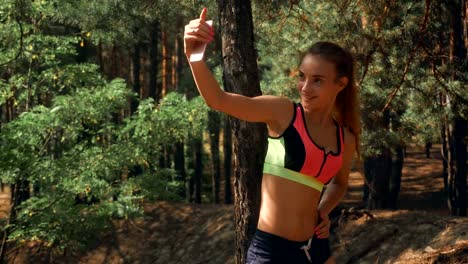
[184, 8, 360, 264]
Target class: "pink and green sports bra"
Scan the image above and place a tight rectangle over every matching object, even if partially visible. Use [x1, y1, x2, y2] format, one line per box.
[263, 103, 344, 192]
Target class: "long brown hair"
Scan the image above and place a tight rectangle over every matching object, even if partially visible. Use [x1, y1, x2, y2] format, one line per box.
[303, 41, 361, 157]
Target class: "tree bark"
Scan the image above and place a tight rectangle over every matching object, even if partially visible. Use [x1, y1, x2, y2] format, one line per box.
[174, 141, 186, 199]
[224, 115, 233, 204]
[131, 43, 141, 114]
[363, 151, 392, 209]
[447, 0, 467, 216]
[149, 20, 161, 102]
[161, 30, 168, 98]
[388, 144, 404, 209]
[363, 110, 393, 209]
[208, 110, 221, 203]
[218, 1, 267, 262]
[193, 137, 203, 204]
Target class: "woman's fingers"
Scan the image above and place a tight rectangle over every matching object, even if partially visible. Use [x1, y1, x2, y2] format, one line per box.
[314, 218, 330, 239]
[190, 20, 214, 37]
[186, 20, 213, 38]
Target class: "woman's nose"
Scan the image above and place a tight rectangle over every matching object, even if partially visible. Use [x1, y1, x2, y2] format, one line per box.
[301, 80, 313, 91]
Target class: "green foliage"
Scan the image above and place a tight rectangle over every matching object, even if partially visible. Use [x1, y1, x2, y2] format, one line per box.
[253, 0, 463, 158]
[0, 0, 212, 252]
[7, 195, 111, 251]
[128, 169, 184, 202]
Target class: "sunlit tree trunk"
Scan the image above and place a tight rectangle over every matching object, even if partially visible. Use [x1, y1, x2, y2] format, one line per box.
[161, 29, 168, 98]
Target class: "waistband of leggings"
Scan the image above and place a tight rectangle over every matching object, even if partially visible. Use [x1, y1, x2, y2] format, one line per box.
[253, 229, 311, 249]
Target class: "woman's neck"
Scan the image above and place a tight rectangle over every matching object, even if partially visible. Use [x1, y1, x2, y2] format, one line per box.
[301, 102, 335, 129]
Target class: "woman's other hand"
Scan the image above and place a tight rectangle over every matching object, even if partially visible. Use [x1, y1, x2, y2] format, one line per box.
[314, 210, 331, 239]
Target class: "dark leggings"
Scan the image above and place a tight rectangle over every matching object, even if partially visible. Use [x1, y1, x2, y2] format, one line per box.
[246, 229, 331, 264]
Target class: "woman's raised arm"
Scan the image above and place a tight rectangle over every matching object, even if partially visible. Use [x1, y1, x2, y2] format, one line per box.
[184, 8, 292, 131]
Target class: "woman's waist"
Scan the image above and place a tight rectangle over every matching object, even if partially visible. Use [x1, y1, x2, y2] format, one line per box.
[257, 208, 319, 241]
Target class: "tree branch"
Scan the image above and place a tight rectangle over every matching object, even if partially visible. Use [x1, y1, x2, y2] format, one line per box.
[381, 0, 431, 112]
[417, 43, 468, 105]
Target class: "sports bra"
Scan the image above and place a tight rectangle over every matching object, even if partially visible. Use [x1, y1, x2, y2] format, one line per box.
[263, 103, 344, 192]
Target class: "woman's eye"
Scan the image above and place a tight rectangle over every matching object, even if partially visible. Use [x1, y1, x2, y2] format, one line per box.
[314, 78, 322, 85]
[297, 72, 305, 81]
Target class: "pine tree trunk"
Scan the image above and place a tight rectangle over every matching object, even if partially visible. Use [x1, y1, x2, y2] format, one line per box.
[174, 141, 186, 199]
[224, 115, 233, 204]
[208, 110, 221, 204]
[440, 122, 449, 198]
[363, 110, 393, 209]
[453, 116, 467, 216]
[218, 1, 267, 262]
[388, 113, 404, 209]
[193, 137, 203, 204]
[131, 43, 141, 113]
[171, 28, 178, 90]
[447, 0, 467, 216]
[363, 151, 392, 209]
[161, 30, 168, 98]
[148, 21, 161, 102]
[388, 145, 404, 209]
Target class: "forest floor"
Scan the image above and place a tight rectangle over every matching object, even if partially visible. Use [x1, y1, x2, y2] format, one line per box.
[3, 145, 468, 264]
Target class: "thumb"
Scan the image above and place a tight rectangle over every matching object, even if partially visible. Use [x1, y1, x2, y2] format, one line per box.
[200, 7, 207, 21]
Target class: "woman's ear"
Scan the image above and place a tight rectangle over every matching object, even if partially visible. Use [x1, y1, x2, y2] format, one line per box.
[337, 76, 348, 91]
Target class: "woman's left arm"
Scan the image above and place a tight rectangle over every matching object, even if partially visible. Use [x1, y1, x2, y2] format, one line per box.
[314, 130, 356, 238]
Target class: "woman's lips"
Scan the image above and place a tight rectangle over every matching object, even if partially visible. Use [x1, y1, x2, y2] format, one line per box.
[302, 94, 318, 100]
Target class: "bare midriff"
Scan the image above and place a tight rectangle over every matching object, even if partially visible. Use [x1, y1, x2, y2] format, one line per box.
[257, 173, 322, 241]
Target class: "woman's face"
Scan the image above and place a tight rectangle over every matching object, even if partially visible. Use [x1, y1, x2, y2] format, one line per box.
[297, 54, 347, 110]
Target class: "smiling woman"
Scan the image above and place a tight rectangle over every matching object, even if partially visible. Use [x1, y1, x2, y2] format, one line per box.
[184, 8, 361, 264]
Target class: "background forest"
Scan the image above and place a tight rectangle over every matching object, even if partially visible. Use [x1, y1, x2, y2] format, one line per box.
[0, 0, 466, 263]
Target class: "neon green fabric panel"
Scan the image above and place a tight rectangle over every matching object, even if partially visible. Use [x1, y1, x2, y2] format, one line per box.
[263, 163, 324, 192]
[264, 138, 285, 167]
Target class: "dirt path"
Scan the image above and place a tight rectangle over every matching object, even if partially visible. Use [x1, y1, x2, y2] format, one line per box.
[343, 144, 448, 213]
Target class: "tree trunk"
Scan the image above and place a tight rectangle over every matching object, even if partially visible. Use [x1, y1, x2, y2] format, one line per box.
[447, 0, 467, 216]
[131, 43, 141, 113]
[174, 141, 186, 199]
[208, 110, 221, 203]
[388, 112, 404, 209]
[363, 151, 392, 209]
[218, 1, 267, 263]
[111, 43, 118, 79]
[149, 21, 161, 102]
[388, 144, 404, 209]
[453, 115, 467, 216]
[443, 116, 456, 211]
[440, 121, 449, 198]
[224, 115, 233, 204]
[161, 30, 168, 98]
[193, 137, 203, 204]
[363, 109, 393, 209]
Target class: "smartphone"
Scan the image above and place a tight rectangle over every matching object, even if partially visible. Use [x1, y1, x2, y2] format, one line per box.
[190, 20, 213, 62]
